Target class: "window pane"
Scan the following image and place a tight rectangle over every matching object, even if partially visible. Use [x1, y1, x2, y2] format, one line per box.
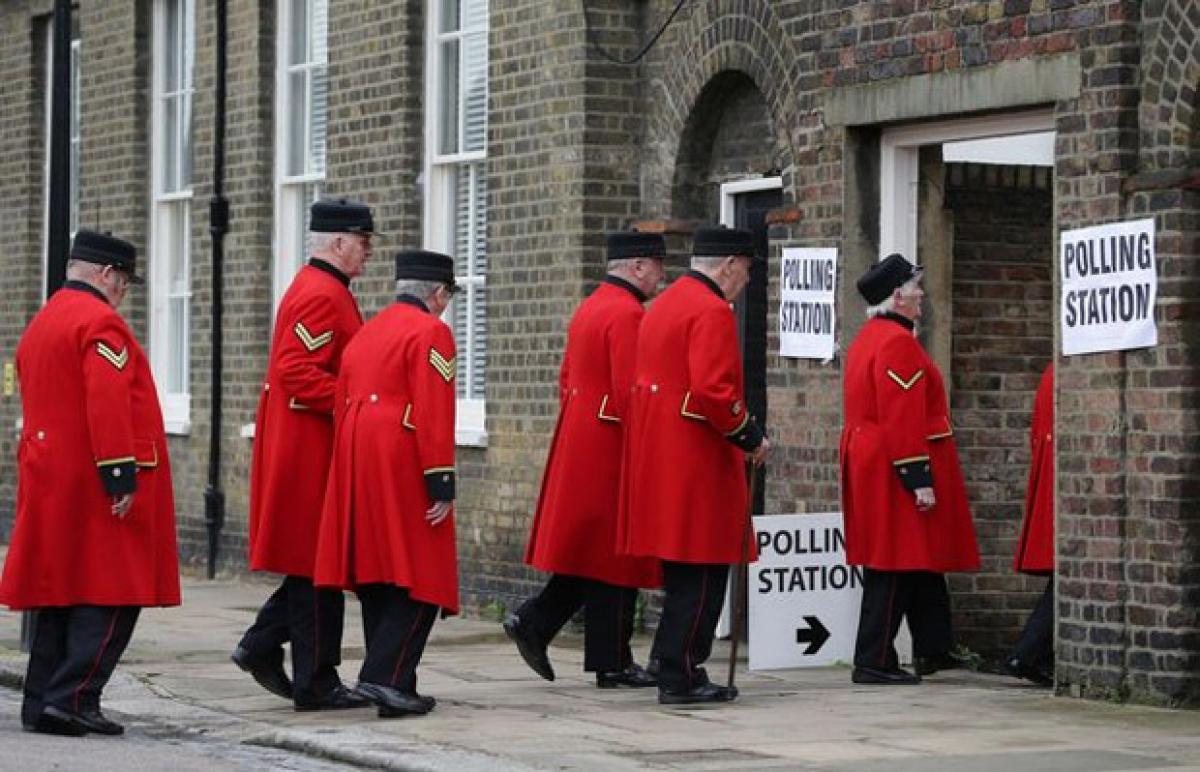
[183, 0, 195, 89]
[310, 65, 327, 174]
[168, 296, 187, 392]
[454, 165, 471, 267]
[163, 96, 179, 191]
[169, 203, 189, 294]
[440, 0, 460, 33]
[470, 283, 486, 399]
[287, 71, 308, 176]
[462, 31, 487, 153]
[180, 92, 192, 188]
[164, 0, 180, 91]
[439, 39, 459, 155]
[288, 0, 308, 65]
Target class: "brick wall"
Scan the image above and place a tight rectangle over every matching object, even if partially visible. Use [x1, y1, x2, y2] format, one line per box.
[944, 162, 1054, 658]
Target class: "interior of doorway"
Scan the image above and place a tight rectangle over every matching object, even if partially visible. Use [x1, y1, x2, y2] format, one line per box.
[879, 111, 1057, 662]
[715, 177, 781, 640]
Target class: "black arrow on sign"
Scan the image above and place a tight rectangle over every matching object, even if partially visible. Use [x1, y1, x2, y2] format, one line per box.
[795, 615, 830, 655]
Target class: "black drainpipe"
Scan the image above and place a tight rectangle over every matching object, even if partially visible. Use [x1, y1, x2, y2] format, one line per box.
[204, 0, 229, 579]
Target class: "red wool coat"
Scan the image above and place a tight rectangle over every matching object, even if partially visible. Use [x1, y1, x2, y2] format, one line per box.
[314, 299, 459, 613]
[248, 263, 362, 578]
[0, 283, 180, 610]
[617, 272, 762, 565]
[525, 279, 662, 588]
[840, 315, 979, 572]
[1014, 364, 1054, 574]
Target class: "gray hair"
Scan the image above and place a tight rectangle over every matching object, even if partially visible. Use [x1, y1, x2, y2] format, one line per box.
[690, 255, 726, 270]
[309, 231, 336, 254]
[865, 275, 920, 318]
[395, 279, 443, 299]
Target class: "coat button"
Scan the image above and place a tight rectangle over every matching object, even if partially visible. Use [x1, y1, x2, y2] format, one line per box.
[370, 394, 378, 403]
[112, 468, 122, 477]
[36, 430, 45, 440]
[264, 383, 270, 391]
[345, 397, 350, 405]
[650, 384, 658, 393]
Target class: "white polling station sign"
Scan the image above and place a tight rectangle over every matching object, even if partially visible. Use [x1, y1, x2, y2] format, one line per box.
[779, 247, 837, 360]
[1060, 217, 1157, 356]
[748, 512, 863, 670]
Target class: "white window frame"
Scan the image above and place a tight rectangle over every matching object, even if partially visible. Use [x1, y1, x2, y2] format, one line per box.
[149, 0, 195, 435]
[40, 29, 81, 302]
[272, 0, 327, 308]
[424, 0, 489, 447]
[718, 177, 784, 228]
[879, 109, 1055, 263]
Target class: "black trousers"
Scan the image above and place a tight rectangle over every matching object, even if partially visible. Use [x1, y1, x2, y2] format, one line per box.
[22, 605, 140, 725]
[517, 573, 639, 673]
[237, 575, 346, 699]
[853, 569, 955, 670]
[356, 584, 438, 694]
[1010, 580, 1054, 666]
[651, 561, 729, 693]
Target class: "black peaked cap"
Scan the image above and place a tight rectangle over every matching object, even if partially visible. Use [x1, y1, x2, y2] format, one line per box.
[856, 253, 923, 306]
[70, 229, 144, 284]
[692, 225, 759, 261]
[310, 198, 375, 234]
[606, 231, 667, 261]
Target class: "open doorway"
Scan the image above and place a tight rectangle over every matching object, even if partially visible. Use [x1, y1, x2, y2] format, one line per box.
[878, 111, 1056, 661]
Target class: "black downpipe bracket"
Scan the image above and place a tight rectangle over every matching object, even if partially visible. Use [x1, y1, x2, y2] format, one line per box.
[204, 0, 229, 579]
[24, 0, 74, 653]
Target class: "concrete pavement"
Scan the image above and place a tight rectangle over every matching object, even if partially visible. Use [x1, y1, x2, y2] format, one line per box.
[2, 572, 1198, 771]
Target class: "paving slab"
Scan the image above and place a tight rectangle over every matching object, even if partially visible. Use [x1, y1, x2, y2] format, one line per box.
[0, 571, 1198, 771]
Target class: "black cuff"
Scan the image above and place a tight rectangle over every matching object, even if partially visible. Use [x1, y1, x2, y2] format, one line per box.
[99, 461, 138, 497]
[726, 417, 764, 453]
[424, 468, 456, 502]
[894, 458, 933, 491]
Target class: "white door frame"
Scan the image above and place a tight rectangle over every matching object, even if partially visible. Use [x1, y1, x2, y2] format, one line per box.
[719, 177, 783, 228]
[880, 109, 1055, 263]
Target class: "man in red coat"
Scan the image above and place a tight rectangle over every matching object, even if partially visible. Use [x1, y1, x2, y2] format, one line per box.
[617, 226, 770, 705]
[0, 230, 180, 736]
[1004, 364, 1054, 686]
[233, 199, 372, 711]
[505, 231, 665, 688]
[841, 253, 980, 685]
[314, 249, 459, 718]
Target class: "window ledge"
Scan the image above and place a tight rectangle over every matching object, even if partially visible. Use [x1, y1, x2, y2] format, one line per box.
[164, 418, 191, 436]
[240, 423, 256, 440]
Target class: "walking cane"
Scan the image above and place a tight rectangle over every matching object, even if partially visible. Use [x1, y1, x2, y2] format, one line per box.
[726, 461, 759, 689]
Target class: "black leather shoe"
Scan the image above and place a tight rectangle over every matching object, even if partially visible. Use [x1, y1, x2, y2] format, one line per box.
[1002, 656, 1053, 686]
[231, 645, 293, 700]
[25, 707, 89, 737]
[355, 682, 433, 717]
[914, 651, 968, 676]
[596, 663, 658, 689]
[502, 613, 555, 682]
[851, 666, 921, 685]
[294, 684, 371, 712]
[658, 682, 738, 705]
[51, 707, 124, 736]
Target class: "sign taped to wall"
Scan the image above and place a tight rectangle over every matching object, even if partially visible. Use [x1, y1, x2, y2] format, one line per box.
[1060, 218, 1157, 356]
[779, 248, 837, 361]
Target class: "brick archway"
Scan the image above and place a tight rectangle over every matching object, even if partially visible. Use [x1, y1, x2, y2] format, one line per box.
[640, 0, 801, 215]
[1139, 0, 1199, 168]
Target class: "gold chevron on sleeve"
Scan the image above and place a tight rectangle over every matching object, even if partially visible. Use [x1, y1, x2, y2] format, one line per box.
[887, 368, 924, 391]
[428, 347, 457, 382]
[95, 342, 129, 371]
[293, 322, 334, 352]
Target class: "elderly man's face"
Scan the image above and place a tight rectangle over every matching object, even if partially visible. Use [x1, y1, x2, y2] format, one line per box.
[893, 276, 925, 320]
[336, 233, 373, 279]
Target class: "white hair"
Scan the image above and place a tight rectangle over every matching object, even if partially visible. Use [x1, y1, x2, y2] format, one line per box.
[865, 275, 920, 318]
[607, 258, 637, 274]
[395, 279, 442, 299]
[309, 231, 336, 254]
[690, 255, 726, 270]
